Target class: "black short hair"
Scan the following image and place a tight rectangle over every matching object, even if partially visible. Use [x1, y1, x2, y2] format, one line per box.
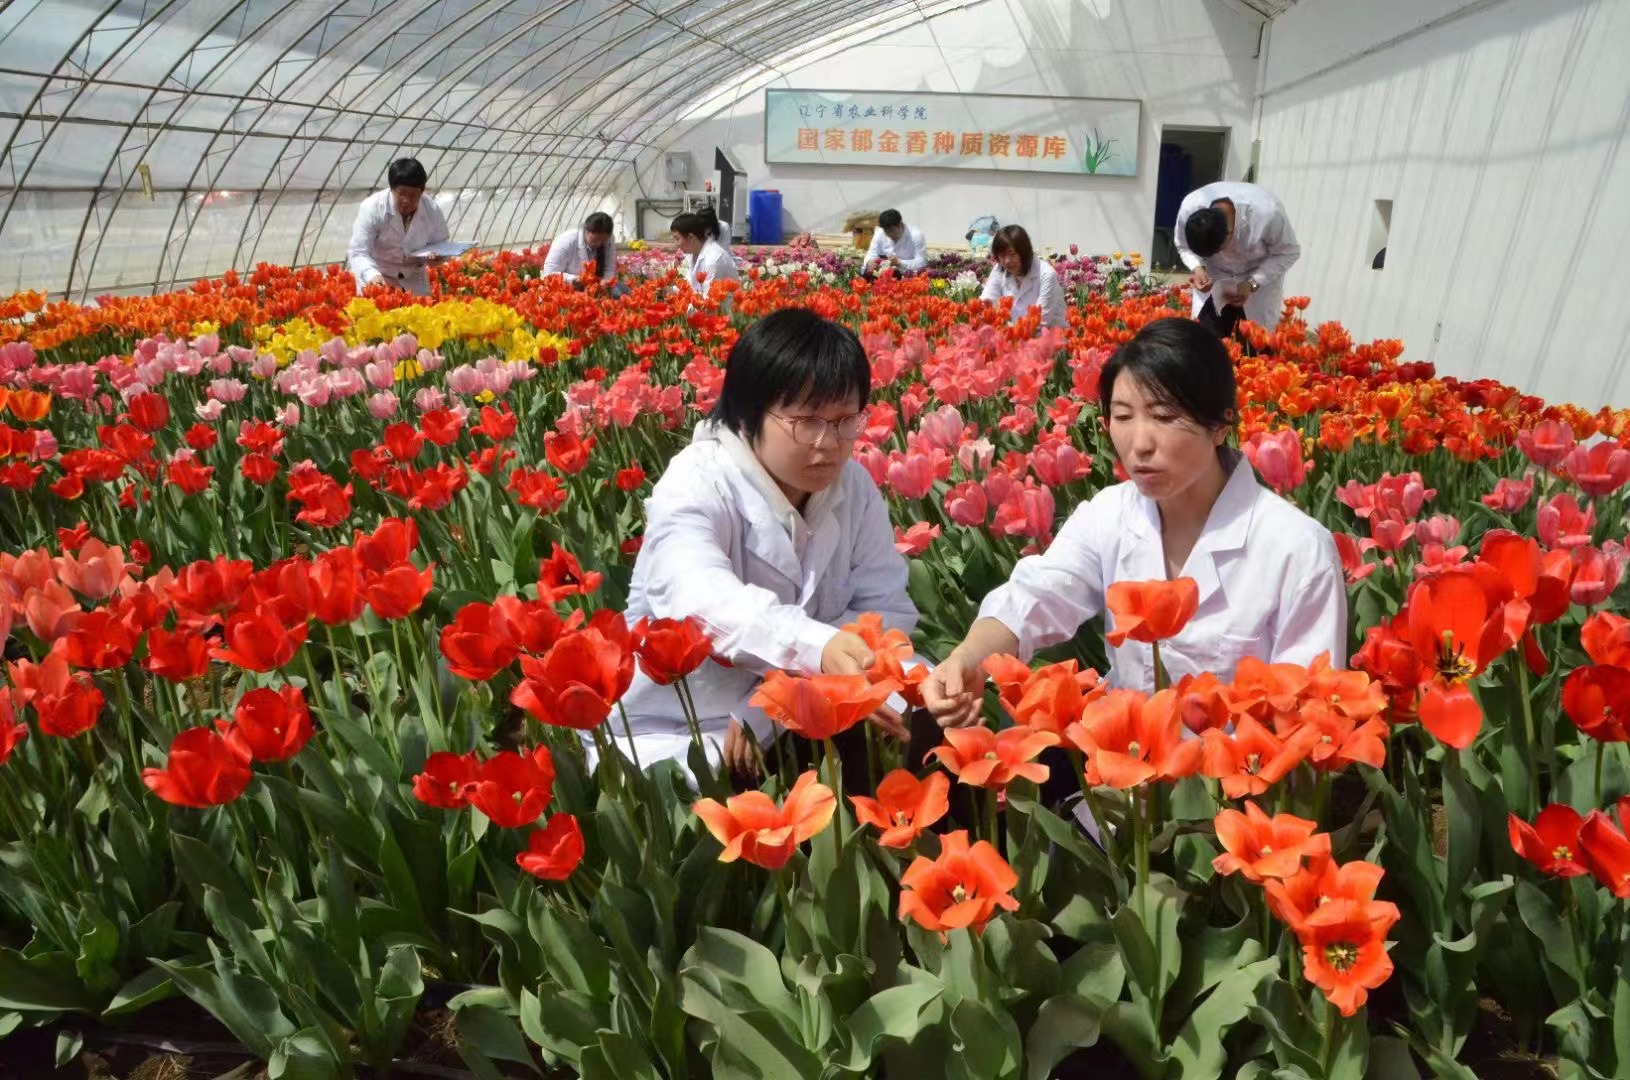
[388, 158, 428, 190]
[711, 309, 871, 441]
[1099, 317, 1236, 431]
[990, 225, 1034, 276]
[878, 209, 903, 229]
[670, 212, 708, 240]
[1185, 207, 1229, 258]
[583, 211, 613, 236]
[695, 204, 722, 240]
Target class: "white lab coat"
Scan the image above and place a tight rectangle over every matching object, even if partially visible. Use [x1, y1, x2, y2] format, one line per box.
[542, 227, 617, 283]
[980, 257, 1066, 329]
[863, 225, 928, 273]
[683, 239, 740, 297]
[603, 420, 919, 771]
[346, 189, 451, 297]
[977, 454, 1346, 689]
[1175, 182, 1301, 330]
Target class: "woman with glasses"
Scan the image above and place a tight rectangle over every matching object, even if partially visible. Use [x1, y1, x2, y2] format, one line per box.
[606, 308, 936, 784]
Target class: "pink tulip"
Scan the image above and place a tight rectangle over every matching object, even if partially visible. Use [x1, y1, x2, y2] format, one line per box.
[367, 392, 400, 420]
[1243, 429, 1308, 494]
[1538, 493, 1595, 550]
[1564, 440, 1630, 497]
[1481, 476, 1534, 514]
[945, 481, 988, 527]
[1516, 419, 1576, 468]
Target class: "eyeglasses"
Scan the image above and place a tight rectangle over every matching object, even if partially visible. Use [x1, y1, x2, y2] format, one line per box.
[768, 411, 866, 445]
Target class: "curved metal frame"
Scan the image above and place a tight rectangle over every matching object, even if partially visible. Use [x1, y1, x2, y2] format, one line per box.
[0, 0, 970, 297]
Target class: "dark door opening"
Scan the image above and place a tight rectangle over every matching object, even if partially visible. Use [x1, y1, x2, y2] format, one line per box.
[1151, 127, 1230, 271]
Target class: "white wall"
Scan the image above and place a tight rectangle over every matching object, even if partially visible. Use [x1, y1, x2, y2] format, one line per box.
[626, 0, 1265, 257]
[1257, 0, 1630, 410]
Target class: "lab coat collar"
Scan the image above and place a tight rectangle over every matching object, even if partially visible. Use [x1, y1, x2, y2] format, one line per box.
[1121, 450, 1259, 605]
[693, 421, 846, 588]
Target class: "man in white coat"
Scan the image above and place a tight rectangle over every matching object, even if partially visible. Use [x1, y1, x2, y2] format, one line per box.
[862, 208, 928, 276]
[1175, 181, 1300, 336]
[347, 157, 451, 297]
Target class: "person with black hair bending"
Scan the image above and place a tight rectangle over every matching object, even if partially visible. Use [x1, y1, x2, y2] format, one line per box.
[671, 209, 739, 298]
[921, 317, 1344, 723]
[862, 209, 927, 276]
[347, 157, 451, 296]
[605, 309, 941, 782]
[542, 211, 618, 288]
[1175, 181, 1301, 337]
[979, 225, 1065, 329]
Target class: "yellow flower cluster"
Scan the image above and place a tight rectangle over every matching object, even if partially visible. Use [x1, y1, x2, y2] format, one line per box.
[341, 298, 570, 363]
[254, 317, 327, 367]
[256, 299, 574, 369]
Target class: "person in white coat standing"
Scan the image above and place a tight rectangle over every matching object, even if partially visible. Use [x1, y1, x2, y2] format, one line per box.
[671, 210, 739, 299]
[862, 209, 928, 276]
[1175, 181, 1301, 337]
[980, 225, 1066, 330]
[609, 309, 946, 785]
[542, 211, 618, 287]
[921, 317, 1346, 727]
[347, 158, 451, 297]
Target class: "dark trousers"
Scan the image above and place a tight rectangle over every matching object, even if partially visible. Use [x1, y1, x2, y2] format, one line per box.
[1197, 296, 1247, 340]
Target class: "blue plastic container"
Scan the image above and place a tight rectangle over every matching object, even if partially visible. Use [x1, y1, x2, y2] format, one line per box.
[747, 189, 783, 245]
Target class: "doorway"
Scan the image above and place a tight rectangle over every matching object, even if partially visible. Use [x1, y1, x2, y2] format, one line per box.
[1150, 127, 1230, 270]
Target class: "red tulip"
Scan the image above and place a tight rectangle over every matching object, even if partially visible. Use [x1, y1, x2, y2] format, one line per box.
[144, 626, 213, 682]
[1508, 804, 1589, 878]
[143, 726, 253, 807]
[632, 615, 714, 685]
[412, 750, 478, 810]
[537, 544, 602, 604]
[364, 562, 434, 620]
[353, 517, 419, 574]
[383, 422, 424, 462]
[211, 605, 308, 671]
[440, 602, 521, 681]
[544, 430, 594, 474]
[230, 686, 312, 762]
[467, 746, 556, 828]
[419, 408, 464, 447]
[517, 814, 585, 881]
[510, 615, 635, 730]
[127, 392, 170, 433]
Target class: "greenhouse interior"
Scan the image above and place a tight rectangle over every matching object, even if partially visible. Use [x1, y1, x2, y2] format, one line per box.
[1, 0, 1628, 1076]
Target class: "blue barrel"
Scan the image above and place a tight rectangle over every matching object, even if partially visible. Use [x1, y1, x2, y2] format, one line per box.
[748, 189, 783, 245]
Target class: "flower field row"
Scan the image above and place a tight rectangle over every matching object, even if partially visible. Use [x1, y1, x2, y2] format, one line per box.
[0, 251, 1627, 1078]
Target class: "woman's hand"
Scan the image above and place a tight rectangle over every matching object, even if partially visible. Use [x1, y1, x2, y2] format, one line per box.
[723, 717, 760, 780]
[821, 631, 875, 676]
[920, 649, 986, 730]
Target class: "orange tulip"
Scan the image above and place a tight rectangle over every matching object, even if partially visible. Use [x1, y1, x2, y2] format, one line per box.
[1064, 688, 1201, 789]
[749, 670, 900, 742]
[898, 829, 1020, 935]
[851, 769, 950, 849]
[928, 724, 1058, 789]
[1212, 801, 1330, 883]
[983, 654, 1103, 736]
[1263, 852, 1387, 932]
[1104, 578, 1198, 647]
[844, 612, 927, 707]
[1224, 656, 1310, 727]
[1200, 716, 1319, 799]
[692, 769, 835, 870]
[6, 389, 50, 423]
[1298, 897, 1402, 1017]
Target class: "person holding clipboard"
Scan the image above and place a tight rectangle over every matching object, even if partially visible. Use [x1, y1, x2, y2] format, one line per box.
[347, 158, 467, 296]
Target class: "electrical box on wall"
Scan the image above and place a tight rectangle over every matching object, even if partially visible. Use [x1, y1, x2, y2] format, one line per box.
[663, 153, 692, 186]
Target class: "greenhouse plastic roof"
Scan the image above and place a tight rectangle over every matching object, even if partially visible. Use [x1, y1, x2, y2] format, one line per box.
[0, 0, 976, 298]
